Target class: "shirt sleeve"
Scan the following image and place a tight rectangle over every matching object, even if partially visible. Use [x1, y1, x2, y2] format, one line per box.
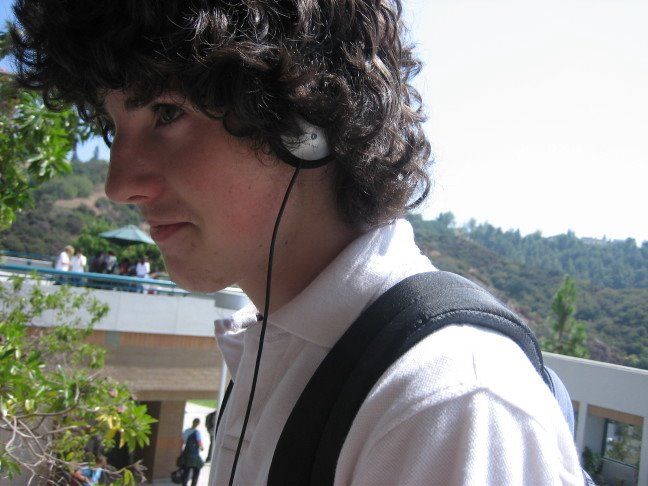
[89, 468, 102, 485]
[348, 388, 582, 486]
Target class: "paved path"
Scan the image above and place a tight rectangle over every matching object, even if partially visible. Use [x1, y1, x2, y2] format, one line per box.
[152, 402, 213, 485]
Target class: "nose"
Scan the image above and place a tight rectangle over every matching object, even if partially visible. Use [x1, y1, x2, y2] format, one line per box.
[105, 133, 165, 205]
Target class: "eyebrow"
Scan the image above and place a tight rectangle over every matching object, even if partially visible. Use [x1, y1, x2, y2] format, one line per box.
[139, 93, 190, 110]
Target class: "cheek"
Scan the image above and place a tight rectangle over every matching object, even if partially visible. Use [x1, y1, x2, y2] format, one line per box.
[167, 126, 288, 238]
[183, 164, 283, 241]
[219, 182, 283, 237]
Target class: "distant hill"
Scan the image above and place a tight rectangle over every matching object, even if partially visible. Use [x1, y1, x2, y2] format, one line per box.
[0, 158, 140, 256]
[1, 160, 646, 369]
[408, 214, 648, 370]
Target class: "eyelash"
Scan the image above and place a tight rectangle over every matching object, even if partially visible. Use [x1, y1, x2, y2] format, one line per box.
[100, 103, 184, 147]
[152, 103, 184, 127]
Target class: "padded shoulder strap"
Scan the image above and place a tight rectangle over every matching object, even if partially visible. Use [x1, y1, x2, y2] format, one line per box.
[268, 271, 548, 486]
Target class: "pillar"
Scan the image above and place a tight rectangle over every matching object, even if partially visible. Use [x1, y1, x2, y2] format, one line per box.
[575, 401, 589, 457]
[143, 400, 186, 481]
[639, 417, 648, 486]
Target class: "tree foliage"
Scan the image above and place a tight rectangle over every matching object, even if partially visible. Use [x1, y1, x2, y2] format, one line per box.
[542, 276, 589, 358]
[0, 276, 155, 484]
[0, 157, 165, 271]
[465, 219, 648, 289]
[408, 214, 648, 369]
[0, 29, 94, 230]
[604, 421, 642, 468]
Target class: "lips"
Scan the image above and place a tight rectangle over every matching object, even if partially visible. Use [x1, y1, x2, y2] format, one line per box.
[149, 222, 191, 242]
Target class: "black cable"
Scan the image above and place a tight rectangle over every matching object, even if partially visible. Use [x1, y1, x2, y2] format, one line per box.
[228, 163, 302, 486]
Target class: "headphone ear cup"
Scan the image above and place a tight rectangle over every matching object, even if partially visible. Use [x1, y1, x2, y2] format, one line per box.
[279, 117, 331, 166]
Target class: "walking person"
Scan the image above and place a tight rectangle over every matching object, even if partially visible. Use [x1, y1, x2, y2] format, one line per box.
[180, 418, 204, 486]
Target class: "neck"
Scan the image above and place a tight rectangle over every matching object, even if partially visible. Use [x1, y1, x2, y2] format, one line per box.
[242, 221, 361, 316]
[239, 171, 362, 315]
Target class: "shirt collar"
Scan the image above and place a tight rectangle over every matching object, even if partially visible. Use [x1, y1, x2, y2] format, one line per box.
[215, 219, 434, 370]
[267, 219, 435, 348]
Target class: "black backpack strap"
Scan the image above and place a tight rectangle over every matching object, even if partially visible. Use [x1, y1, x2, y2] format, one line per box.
[268, 271, 551, 486]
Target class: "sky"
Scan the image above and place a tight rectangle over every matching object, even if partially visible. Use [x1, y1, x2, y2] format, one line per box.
[2, 1, 647, 242]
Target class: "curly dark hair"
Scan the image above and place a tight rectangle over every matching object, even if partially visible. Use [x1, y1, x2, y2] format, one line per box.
[11, 0, 432, 229]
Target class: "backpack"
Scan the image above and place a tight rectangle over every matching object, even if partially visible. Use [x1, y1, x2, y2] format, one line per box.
[216, 271, 595, 485]
[183, 430, 200, 458]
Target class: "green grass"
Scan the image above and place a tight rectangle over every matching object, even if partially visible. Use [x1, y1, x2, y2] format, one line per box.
[189, 399, 217, 408]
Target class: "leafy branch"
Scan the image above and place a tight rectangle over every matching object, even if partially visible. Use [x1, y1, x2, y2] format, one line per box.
[0, 276, 156, 484]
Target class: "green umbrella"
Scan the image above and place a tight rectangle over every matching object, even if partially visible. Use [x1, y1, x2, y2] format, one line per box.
[99, 225, 155, 246]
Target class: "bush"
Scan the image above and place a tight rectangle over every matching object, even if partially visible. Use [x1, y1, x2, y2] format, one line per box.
[0, 276, 155, 484]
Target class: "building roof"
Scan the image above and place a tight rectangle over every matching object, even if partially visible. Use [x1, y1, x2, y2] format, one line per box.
[102, 364, 221, 401]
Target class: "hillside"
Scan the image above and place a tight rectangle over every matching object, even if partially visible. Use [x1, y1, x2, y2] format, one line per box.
[0, 158, 141, 256]
[1, 159, 646, 369]
[408, 214, 648, 369]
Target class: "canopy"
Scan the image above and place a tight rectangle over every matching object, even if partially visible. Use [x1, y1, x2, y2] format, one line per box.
[99, 225, 155, 246]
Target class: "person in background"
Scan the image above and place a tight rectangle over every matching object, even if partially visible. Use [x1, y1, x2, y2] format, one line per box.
[205, 411, 216, 463]
[71, 454, 107, 486]
[54, 245, 73, 285]
[135, 255, 150, 279]
[104, 251, 118, 274]
[89, 251, 106, 273]
[54, 245, 73, 272]
[118, 258, 132, 276]
[70, 248, 87, 286]
[180, 418, 205, 486]
[70, 248, 87, 272]
[83, 434, 104, 460]
[135, 255, 151, 293]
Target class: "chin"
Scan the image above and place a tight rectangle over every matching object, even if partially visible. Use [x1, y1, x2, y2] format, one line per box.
[165, 263, 230, 294]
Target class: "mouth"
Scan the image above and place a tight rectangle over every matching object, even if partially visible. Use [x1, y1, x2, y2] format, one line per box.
[148, 222, 191, 243]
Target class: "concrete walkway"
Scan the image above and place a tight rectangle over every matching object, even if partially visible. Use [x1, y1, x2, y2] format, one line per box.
[152, 402, 214, 485]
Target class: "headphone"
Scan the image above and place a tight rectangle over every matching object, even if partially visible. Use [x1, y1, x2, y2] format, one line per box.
[275, 116, 332, 168]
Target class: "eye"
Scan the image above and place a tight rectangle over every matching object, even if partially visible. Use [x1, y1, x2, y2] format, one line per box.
[153, 103, 184, 127]
[99, 117, 115, 147]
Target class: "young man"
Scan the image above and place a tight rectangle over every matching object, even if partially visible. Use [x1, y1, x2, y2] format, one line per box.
[11, 1, 583, 484]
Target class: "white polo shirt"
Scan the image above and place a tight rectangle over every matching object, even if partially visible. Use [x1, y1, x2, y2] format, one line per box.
[209, 219, 582, 485]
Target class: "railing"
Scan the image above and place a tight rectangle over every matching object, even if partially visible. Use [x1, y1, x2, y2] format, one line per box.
[600, 457, 639, 485]
[0, 249, 54, 261]
[0, 250, 54, 269]
[0, 262, 190, 296]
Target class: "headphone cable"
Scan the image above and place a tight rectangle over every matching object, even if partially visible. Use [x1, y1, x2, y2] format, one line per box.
[228, 163, 302, 486]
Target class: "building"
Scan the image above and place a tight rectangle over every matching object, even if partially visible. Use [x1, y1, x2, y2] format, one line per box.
[1, 263, 647, 485]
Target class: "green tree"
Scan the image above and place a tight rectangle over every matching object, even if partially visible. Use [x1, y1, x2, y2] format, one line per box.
[0, 276, 155, 484]
[72, 222, 165, 273]
[73, 220, 115, 258]
[605, 421, 642, 468]
[542, 275, 589, 358]
[0, 29, 93, 230]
